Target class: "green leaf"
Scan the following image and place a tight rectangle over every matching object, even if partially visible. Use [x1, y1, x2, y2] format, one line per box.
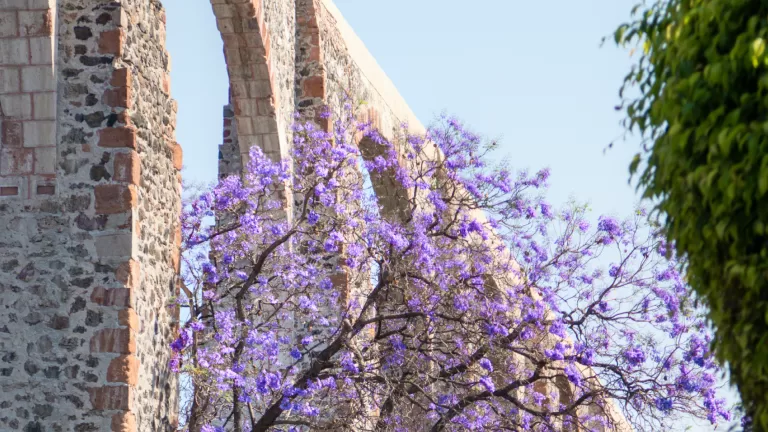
[718, 128, 732, 155]
[615, 25, 628, 44]
[760, 166, 768, 195]
[618, 2, 768, 422]
[753, 38, 766, 68]
[629, 153, 642, 176]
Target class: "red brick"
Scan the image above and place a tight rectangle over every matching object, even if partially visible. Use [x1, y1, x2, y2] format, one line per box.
[111, 412, 136, 432]
[170, 224, 182, 272]
[302, 76, 325, 98]
[91, 287, 133, 308]
[134, 216, 141, 240]
[95, 184, 137, 214]
[533, 381, 551, 404]
[88, 385, 132, 411]
[103, 87, 132, 108]
[315, 116, 330, 133]
[99, 127, 136, 149]
[113, 151, 140, 184]
[263, 32, 271, 62]
[90, 328, 136, 354]
[110, 68, 132, 88]
[367, 108, 381, 129]
[168, 141, 182, 171]
[162, 73, 171, 94]
[170, 226, 182, 272]
[118, 309, 139, 332]
[107, 355, 139, 385]
[309, 46, 321, 62]
[0, 186, 19, 196]
[36, 185, 55, 195]
[116, 111, 130, 127]
[173, 224, 182, 247]
[1, 121, 22, 147]
[306, 16, 319, 30]
[331, 272, 349, 288]
[170, 250, 180, 274]
[332, 271, 351, 308]
[115, 259, 140, 289]
[99, 29, 124, 57]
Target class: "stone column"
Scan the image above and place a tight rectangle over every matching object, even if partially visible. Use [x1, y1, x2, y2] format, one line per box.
[0, 0, 180, 430]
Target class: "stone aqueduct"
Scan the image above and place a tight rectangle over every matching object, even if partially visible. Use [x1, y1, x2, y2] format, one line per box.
[0, 1, 636, 432]
[0, 0, 422, 430]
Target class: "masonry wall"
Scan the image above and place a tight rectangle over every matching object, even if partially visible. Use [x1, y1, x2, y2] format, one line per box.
[0, 0, 179, 430]
[119, 1, 180, 429]
[211, 0, 295, 168]
[218, 103, 241, 179]
[0, 0, 56, 198]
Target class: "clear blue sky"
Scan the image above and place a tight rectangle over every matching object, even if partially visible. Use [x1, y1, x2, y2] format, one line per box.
[163, 1, 738, 429]
[164, 0, 639, 216]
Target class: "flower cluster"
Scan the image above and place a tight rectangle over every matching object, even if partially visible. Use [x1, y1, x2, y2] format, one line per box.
[173, 106, 731, 431]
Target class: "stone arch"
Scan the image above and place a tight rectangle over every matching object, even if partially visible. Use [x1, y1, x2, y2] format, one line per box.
[357, 132, 411, 222]
[210, 0, 290, 168]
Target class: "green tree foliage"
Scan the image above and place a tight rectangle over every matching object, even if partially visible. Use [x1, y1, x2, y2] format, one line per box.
[616, 0, 768, 428]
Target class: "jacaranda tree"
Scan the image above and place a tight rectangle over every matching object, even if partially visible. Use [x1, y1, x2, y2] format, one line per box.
[172, 107, 731, 431]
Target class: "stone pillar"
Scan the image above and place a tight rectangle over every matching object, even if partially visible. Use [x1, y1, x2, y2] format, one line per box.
[218, 103, 241, 179]
[0, 0, 180, 430]
[210, 0, 291, 165]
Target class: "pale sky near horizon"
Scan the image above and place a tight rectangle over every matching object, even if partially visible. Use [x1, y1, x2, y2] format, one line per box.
[164, 0, 639, 217]
[162, 1, 740, 430]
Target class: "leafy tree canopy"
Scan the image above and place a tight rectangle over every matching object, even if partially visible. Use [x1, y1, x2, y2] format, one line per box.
[615, 0, 768, 428]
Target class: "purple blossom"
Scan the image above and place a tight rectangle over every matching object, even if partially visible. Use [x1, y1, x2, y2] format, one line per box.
[545, 342, 568, 361]
[624, 346, 646, 366]
[340, 353, 359, 374]
[479, 376, 495, 393]
[307, 211, 320, 225]
[655, 397, 673, 413]
[597, 216, 622, 237]
[548, 320, 567, 338]
[579, 348, 595, 366]
[290, 348, 302, 360]
[565, 363, 582, 386]
[479, 358, 493, 372]
[608, 264, 621, 278]
[171, 330, 190, 353]
[540, 202, 554, 218]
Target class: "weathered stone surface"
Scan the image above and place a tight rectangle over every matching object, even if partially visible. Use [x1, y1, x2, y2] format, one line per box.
[106, 355, 139, 385]
[0, 1, 179, 430]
